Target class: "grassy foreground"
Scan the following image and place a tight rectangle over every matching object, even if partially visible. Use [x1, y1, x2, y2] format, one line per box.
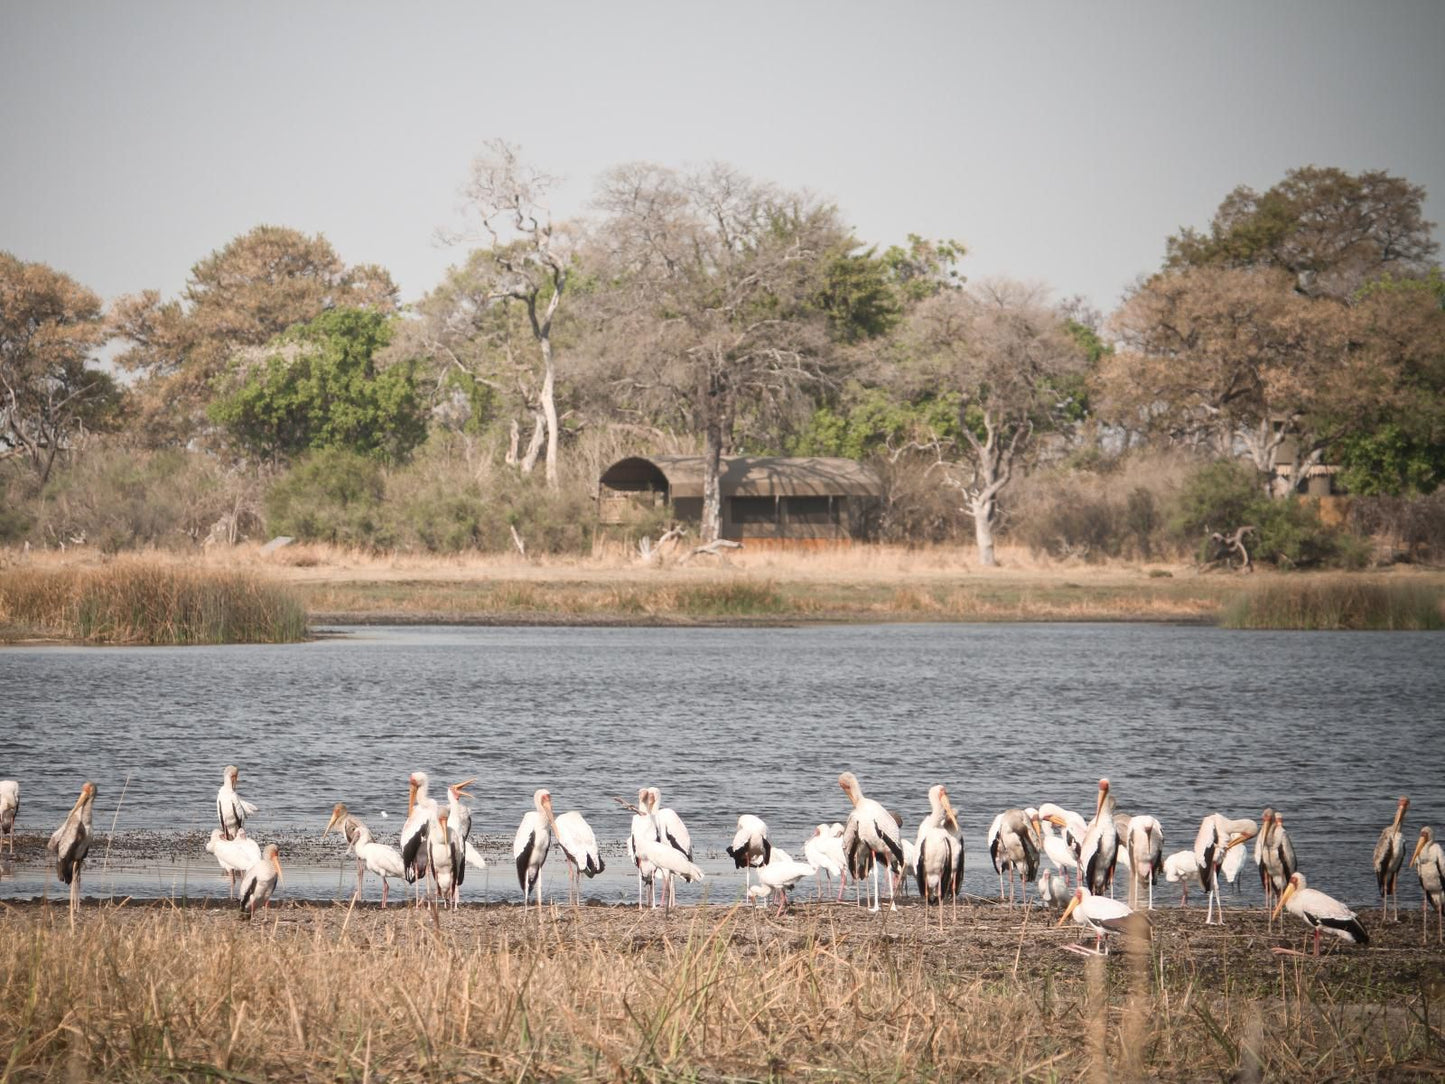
[1, 900, 1440, 1082]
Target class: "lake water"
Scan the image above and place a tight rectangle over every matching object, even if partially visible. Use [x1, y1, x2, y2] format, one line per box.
[0, 623, 1438, 909]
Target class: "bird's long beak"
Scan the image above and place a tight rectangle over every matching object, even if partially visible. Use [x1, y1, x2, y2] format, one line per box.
[452, 778, 475, 797]
[273, 853, 284, 886]
[1226, 830, 1256, 849]
[1272, 881, 1295, 920]
[1046, 813, 1067, 828]
[1058, 897, 1079, 926]
[1394, 799, 1409, 831]
[1410, 835, 1427, 868]
[324, 806, 343, 839]
[408, 779, 418, 817]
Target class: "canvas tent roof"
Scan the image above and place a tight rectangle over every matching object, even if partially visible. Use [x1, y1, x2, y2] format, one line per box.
[598, 456, 883, 500]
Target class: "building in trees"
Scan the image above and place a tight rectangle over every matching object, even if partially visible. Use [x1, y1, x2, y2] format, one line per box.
[597, 455, 882, 546]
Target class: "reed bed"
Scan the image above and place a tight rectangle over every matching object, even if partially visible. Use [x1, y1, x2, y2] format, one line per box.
[0, 562, 308, 644]
[0, 903, 1438, 1082]
[1221, 576, 1445, 630]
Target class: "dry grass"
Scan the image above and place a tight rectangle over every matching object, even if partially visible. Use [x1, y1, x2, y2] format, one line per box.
[0, 559, 307, 644]
[1220, 575, 1445, 630]
[0, 902, 1439, 1082]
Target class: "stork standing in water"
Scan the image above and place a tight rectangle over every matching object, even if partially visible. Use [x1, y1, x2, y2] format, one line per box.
[207, 827, 261, 897]
[1078, 779, 1118, 897]
[1256, 810, 1297, 924]
[1273, 871, 1368, 955]
[49, 782, 97, 914]
[553, 808, 605, 905]
[216, 765, 257, 841]
[1373, 796, 1410, 922]
[0, 779, 18, 855]
[428, 808, 464, 909]
[988, 808, 1041, 905]
[839, 771, 904, 912]
[1411, 826, 1444, 944]
[238, 843, 283, 919]
[803, 823, 847, 902]
[627, 788, 659, 910]
[352, 823, 406, 907]
[647, 787, 694, 906]
[513, 789, 557, 910]
[726, 814, 772, 893]
[399, 772, 438, 898]
[631, 792, 705, 910]
[1193, 813, 1257, 925]
[1124, 815, 1163, 910]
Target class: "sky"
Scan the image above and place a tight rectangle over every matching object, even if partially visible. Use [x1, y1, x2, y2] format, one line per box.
[2, 2, 1443, 318]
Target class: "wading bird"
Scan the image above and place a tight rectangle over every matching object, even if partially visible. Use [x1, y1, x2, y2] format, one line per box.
[1374, 795, 1410, 922]
[1078, 779, 1118, 897]
[324, 802, 375, 899]
[839, 771, 904, 913]
[627, 787, 658, 910]
[1038, 869, 1069, 910]
[803, 823, 847, 901]
[428, 808, 464, 909]
[1410, 826, 1444, 944]
[353, 823, 407, 907]
[632, 799, 705, 910]
[216, 765, 257, 841]
[1124, 815, 1163, 910]
[1193, 813, 1257, 924]
[1037, 807, 1081, 886]
[726, 814, 772, 891]
[513, 789, 556, 910]
[1163, 849, 1204, 905]
[916, 825, 963, 928]
[554, 808, 605, 904]
[988, 807, 1041, 905]
[49, 781, 97, 913]
[647, 787, 694, 906]
[1256, 811, 1297, 923]
[754, 849, 815, 916]
[399, 771, 437, 893]
[1273, 871, 1368, 955]
[1058, 886, 1141, 955]
[207, 826, 261, 897]
[0, 779, 18, 854]
[238, 842, 283, 918]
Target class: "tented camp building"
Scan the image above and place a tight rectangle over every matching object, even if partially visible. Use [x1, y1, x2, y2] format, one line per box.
[597, 455, 883, 546]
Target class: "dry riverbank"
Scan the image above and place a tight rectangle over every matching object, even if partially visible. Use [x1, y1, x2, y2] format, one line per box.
[2, 896, 1441, 1081]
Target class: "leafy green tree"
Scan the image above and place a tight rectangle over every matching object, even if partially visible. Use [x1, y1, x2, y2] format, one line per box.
[813, 247, 902, 344]
[210, 309, 425, 465]
[0, 253, 120, 484]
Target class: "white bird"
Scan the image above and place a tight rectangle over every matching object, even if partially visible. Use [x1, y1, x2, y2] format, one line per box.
[1036, 808, 1081, 885]
[353, 824, 406, 908]
[238, 842, 283, 918]
[399, 771, 438, 891]
[1373, 795, 1410, 922]
[839, 771, 904, 913]
[1273, 871, 1369, 955]
[803, 823, 847, 901]
[216, 765, 257, 841]
[513, 789, 556, 910]
[428, 808, 464, 909]
[627, 787, 659, 910]
[1124, 815, 1163, 910]
[1163, 849, 1204, 905]
[633, 815, 705, 910]
[1038, 869, 1070, 910]
[1078, 779, 1118, 897]
[916, 826, 963, 928]
[1038, 802, 1088, 857]
[207, 827, 261, 897]
[1410, 825, 1444, 945]
[1255, 810, 1297, 922]
[1193, 813, 1257, 925]
[0, 779, 18, 854]
[447, 779, 476, 847]
[754, 849, 816, 916]
[647, 787, 695, 907]
[554, 808, 605, 904]
[1058, 886, 1143, 955]
[987, 807, 1041, 905]
[726, 814, 772, 891]
[48, 782, 97, 913]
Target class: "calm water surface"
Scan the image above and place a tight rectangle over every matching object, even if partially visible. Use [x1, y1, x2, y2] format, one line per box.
[0, 623, 1438, 908]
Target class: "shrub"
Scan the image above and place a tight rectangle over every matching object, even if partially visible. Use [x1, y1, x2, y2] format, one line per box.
[264, 449, 392, 548]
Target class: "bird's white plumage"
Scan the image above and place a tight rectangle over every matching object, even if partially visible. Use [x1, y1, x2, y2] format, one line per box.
[0, 779, 18, 854]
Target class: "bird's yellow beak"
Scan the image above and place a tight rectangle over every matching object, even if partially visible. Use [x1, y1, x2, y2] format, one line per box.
[273, 852, 284, 886]
[452, 778, 475, 796]
[1410, 835, 1427, 868]
[1226, 830, 1256, 849]
[323, 804, 344, 838]
[1058, 896, 1079, 927]
[1272, 881, 1295, 920]
[408, 779, 418, 816]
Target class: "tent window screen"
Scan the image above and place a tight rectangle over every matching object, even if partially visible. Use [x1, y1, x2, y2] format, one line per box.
[731, 497, 778, 525]
[786, 497, 837, 525]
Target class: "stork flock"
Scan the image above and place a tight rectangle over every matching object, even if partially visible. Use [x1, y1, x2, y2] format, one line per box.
[6, 771, 1444, 953]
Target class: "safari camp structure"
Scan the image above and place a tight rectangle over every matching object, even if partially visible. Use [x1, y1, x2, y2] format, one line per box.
[597, 455, 883, 547]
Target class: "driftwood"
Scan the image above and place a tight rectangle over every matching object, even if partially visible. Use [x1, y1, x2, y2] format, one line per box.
[611, 795, 645, 816]
[509, 525, 527, 558]
[638, 525, 688, 565]
[1205, 525, 1256, 573]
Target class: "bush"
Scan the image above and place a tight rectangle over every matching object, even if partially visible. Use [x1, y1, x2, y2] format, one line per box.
[1348, 491, 1445, 564]
[265, 449, 392, 548]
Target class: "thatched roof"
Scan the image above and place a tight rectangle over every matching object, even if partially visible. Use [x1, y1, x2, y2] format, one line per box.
[599, 456, 883, 500]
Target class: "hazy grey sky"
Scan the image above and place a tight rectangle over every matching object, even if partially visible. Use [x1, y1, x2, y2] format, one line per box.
[3, 2, 1442, 315]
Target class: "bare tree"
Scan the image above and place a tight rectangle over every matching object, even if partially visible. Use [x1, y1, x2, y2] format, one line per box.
[442, 141, 570, 488]
[908, 280, 1089, 566]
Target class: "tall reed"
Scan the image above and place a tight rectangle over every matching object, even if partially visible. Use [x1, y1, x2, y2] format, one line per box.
[0, 562, 308, 644]
[1220, 576, 1444, 630]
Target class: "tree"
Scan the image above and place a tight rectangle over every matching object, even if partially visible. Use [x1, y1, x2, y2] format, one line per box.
[441, 141, 571, 488]
[209, 309, 426, 466]
[0, 253, 120, 484]
[905, 280, 1090, 565]
[113, 226, 397, 447]
[1166, 166, 1438, 298]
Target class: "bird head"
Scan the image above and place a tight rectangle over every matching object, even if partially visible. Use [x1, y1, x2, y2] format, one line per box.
[266, 843, 283, 884]
[1411, 826, 1434, 868]
[838, 772, 861, 807]
[1272, 871, 1304, 919]
[450, 778, 475, 802]
[1394, 796, 1410, 829]
[324, 802, 348, 839]
[536, 789, 557, 833]
[223, 765, 239, 785]
[1058, 886, 1086, 926]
